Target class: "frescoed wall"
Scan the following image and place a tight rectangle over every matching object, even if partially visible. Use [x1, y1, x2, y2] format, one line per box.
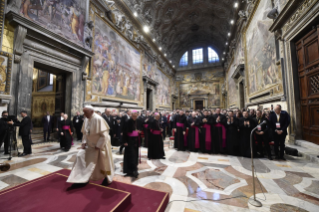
[155, 68, 171, 107]
[245, 0, 282, 96]
[143, 54, 156, 79]
[179, 82, 221, 108]
[91, 15, 141, 102]
[227, 35, 244, 107]
[18, 0, 86, 47]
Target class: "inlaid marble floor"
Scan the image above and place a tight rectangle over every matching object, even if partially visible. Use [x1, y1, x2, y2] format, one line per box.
[1, 140, 319, 212]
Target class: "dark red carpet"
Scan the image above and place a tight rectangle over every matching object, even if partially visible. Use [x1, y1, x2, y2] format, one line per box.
[0, 169, 169, 212]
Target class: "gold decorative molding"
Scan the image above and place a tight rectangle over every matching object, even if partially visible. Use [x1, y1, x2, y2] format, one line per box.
[0, 51, 12, 95]
[282, 0, 317, 33]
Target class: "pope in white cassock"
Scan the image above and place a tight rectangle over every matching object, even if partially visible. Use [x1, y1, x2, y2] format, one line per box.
[67, 105, 114, 187]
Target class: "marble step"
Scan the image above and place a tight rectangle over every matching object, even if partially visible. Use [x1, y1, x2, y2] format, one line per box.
[286, 140, 319, 164]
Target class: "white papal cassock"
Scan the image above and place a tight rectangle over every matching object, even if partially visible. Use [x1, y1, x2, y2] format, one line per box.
[67, 113, 114, 183]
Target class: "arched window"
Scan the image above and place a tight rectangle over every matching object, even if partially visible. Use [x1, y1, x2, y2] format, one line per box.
[193, 48, 203, 64]
[208, 47, 219, 63]
[179, 51, 188, 67]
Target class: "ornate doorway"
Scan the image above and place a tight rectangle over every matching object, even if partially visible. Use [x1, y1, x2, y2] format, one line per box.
[295, 26, 319, 144]
[195, 100, 203, 110]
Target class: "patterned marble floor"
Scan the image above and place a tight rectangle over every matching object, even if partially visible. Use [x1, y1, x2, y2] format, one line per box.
[1, 139, 319, 212]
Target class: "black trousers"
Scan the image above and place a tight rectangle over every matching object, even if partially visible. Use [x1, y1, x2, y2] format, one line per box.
[75, 127, 83, 140]
[274, 133, 286, 157]
[255, 134, 271, 156]
[0, 134, 9, 153]
[43, 129, 50, 141]
[22, 135, 32, 154]
[162, 126, 166, 139]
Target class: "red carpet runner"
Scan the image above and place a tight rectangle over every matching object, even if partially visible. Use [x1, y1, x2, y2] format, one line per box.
[0, 169, 169, 212]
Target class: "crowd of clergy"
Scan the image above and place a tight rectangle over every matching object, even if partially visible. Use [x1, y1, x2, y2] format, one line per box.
[61, 104, 290, 179]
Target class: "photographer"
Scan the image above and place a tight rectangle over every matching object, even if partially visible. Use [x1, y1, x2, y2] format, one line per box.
[8, 111, 32, 156]
[0, 111, 10, 155]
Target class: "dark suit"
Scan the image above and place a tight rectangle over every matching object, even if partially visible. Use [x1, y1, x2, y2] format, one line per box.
[73, 115, 84, 140]
[42, 115, 53, 141]
[160, 116, 168, 138]
[254, 117, 271, 157]
[0, 118, 10, 154]
[14, 116, 32, 154]
[269, 111, 291, 158]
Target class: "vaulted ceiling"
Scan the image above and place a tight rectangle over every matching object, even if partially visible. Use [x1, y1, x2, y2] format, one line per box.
[123, 0, 239, 66]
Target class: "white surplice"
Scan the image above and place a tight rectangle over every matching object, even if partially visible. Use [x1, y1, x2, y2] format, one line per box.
[67, 113, 114, 183]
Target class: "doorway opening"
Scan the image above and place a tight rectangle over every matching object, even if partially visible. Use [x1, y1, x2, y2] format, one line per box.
[195, 100, 203, 110]
[31, 67, 66, 128]
[239, 81, 245, 109]
[147, 88, 152, 110]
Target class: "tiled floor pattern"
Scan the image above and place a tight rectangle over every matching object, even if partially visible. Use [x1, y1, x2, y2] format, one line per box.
[1, 139, 319, 212]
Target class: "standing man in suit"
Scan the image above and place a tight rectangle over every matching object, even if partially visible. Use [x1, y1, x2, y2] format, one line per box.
[73, 111, 83, 141]
[0, 111, 10, 154]
[8, 111, 32, 156]
[42, 111, 53, 142]
[269, 105, 290, 160]
[56, 112, 65, 149]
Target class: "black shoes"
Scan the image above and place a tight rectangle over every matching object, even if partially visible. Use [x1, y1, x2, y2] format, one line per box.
[101, 178, 110, 186]
[70, 182, 89, 188]
[125, 172, 139, 178]
[19, 153, 29, 157]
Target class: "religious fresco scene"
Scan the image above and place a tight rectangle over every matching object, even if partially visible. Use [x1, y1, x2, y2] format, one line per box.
[18, 0, 87, 47]
[91, 16, 141, 102]
[245, 0, 281, 96]
[155, 68, 171, 107]
[142, 53, 156, 79]
[1, 0, 319, 212]
[0, 53, 9, 93]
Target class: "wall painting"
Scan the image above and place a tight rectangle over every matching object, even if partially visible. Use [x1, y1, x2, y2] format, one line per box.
[91, 15, 141, 103]
[245, 0, 282, 97]
[19, 0, 87, 47]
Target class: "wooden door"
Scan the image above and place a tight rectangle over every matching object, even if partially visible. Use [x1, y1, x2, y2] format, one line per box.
[296, 26, 319, 144]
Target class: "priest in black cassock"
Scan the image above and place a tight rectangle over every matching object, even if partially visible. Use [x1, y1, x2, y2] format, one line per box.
[226, 111, 240, 155]
[211, 108, 227, 154]
[200, 110, 214, 153]
[148, 113, 165, 159]
[187, 112, 201, 152]
[239, 111, 256, 157]
[142, 111, 151, 148]
[173, 110, 187, 151]
[122, 111, 140, 178]
[59, 114, 74, 152]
